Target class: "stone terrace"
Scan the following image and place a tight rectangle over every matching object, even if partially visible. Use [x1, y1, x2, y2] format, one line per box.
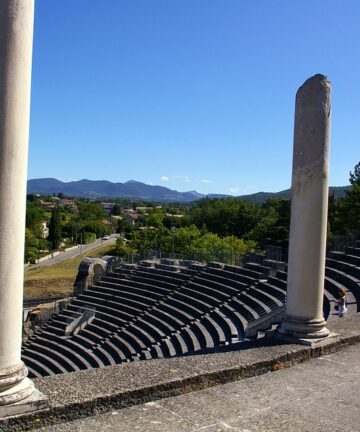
[2, 314, 360, 431]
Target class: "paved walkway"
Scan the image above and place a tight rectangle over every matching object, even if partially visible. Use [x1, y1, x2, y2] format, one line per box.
[39, 343, 360, 432]
[25, 234, 118, 270]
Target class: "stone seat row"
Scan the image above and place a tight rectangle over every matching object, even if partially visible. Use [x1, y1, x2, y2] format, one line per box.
[23, 261, 285, 377]
[22, 248, 360, 378]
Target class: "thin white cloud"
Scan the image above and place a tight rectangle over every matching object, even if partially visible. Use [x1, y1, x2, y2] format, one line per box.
[200, 179, 212, 184]
[229, 187, 240, 194]
[160, 176, 169, 182]
[58, 177, 75, 183]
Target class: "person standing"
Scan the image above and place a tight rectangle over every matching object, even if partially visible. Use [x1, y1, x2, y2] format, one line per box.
[338, 287, 347, 318]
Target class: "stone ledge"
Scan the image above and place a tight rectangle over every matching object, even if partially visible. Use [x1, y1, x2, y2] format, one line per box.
[1, 314, 360, 432]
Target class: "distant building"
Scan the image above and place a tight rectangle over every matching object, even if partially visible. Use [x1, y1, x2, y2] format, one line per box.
[58, 199, 78, 213]
[110, 215, 123, 223]
[40, 201, 56, 210]
[123, 213, 140, 225]
[165, 213, 184, 218]
[101, 202, 116, 212]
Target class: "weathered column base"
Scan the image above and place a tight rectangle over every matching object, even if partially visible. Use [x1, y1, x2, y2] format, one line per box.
[278, 315, 330, 339]
[0, 384, 48, 418]
[0, 362, 48, 418]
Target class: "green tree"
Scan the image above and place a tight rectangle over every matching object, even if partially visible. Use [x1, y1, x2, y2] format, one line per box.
[48, 207, 62, 250]
[190, 198, 260, 237]
[144, 210, 165, 228]
[26, 202, 45, 237]
[247, 199, 290, 247]
[77, 201, 105, 221]
[342, 161, 360, 233]
[111, 203, 121, 216]
[115, 238, 134, 256]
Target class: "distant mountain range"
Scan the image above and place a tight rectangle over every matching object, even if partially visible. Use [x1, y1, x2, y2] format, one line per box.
[27, 178, 351, 204]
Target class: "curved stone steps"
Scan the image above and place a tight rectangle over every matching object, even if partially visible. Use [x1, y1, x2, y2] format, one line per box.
[22, 353, 55, 378]
[194, 274, 242, 297]
[140, 312, 177, 336]
[61, 337, 106, 369]
[169, 331, 189, 355]
[328, 251, 360, 267]
[149, 307, 185, 329]
[135, 268, 189, 284]
[131, 318, 167, 343]
[202, 267, 252, 290]
[347, 246, 360, 258]
[226, 263, 265, 279]
[186, 279, 234, 302]
[157, 301, 198, 323]
[200, 314, 226, 345]
[35, 333, 100, 370]
[171, 291, 215, 314]
[84, 288, 150, 312]
[255, 282, 286, 303]
[178, 326, 201, 352]
[325, 275, 358, 314]
[126, 274, 179, 292]
[99, 277, 171, 297]
[71, 329, 119, 367]
[71, 298, 133, 323]
[90, 345, 117, 366]
[140, 266, 191, 281]
[85, 322, 113, 338]
[180, 284, 225, 308]
[109, 334, 138, 358]
[215, 308, 240, 340]
[229, 296, 260, 322]
[209, 267, 257, 286]
[323, 292, 337, 321]
[326, 257, 360, 280]
[22, 346, 69, 375]
[97, 283, 165, 304]
[274, 271, 288, 283]
[76, 293, 143, 318]
[124, 323, 156, 347]
[239, 291, 270, 317]
[88, 285, 155, 308]
[189, 321, 213, 350]
[325, 267, 360, 305]
[26, 338, 80, 372]
[248, 286, 282, 309]
[100, 339, 128, 362]
[218, 303, 246, 339]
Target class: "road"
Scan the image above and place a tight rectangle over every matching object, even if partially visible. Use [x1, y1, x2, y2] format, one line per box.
[24, 234, 119, 271]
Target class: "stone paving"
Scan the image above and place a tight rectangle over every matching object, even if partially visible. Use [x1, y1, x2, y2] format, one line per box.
[38, 343, 360, 432]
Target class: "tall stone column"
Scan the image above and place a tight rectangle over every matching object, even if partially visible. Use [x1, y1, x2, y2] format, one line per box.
[0, 0, 46, 415]
[279, 74, 332, 338]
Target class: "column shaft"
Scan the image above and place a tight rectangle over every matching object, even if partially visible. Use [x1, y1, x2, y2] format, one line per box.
[280, 74, 332, 338]
[0, 0, 35, 404]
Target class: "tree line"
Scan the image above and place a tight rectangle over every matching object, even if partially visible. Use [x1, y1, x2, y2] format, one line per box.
[25, 162, 360, 263]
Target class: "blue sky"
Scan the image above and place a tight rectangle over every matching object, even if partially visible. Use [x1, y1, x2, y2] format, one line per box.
[29, 0, 360, 195]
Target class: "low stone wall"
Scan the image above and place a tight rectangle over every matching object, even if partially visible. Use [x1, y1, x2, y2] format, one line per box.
[34, 251, 59, 264]
[64, 245, 79, 252]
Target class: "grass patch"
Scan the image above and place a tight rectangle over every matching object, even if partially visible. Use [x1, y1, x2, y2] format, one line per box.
[24, 244, 117, 298]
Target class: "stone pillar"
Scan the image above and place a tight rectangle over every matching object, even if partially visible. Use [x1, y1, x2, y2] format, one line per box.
[279, 74, 332, 339]
[0, 0, 46, 414]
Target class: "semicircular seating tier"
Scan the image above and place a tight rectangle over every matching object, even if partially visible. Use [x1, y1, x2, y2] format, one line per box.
[22, 240, 360, 378]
